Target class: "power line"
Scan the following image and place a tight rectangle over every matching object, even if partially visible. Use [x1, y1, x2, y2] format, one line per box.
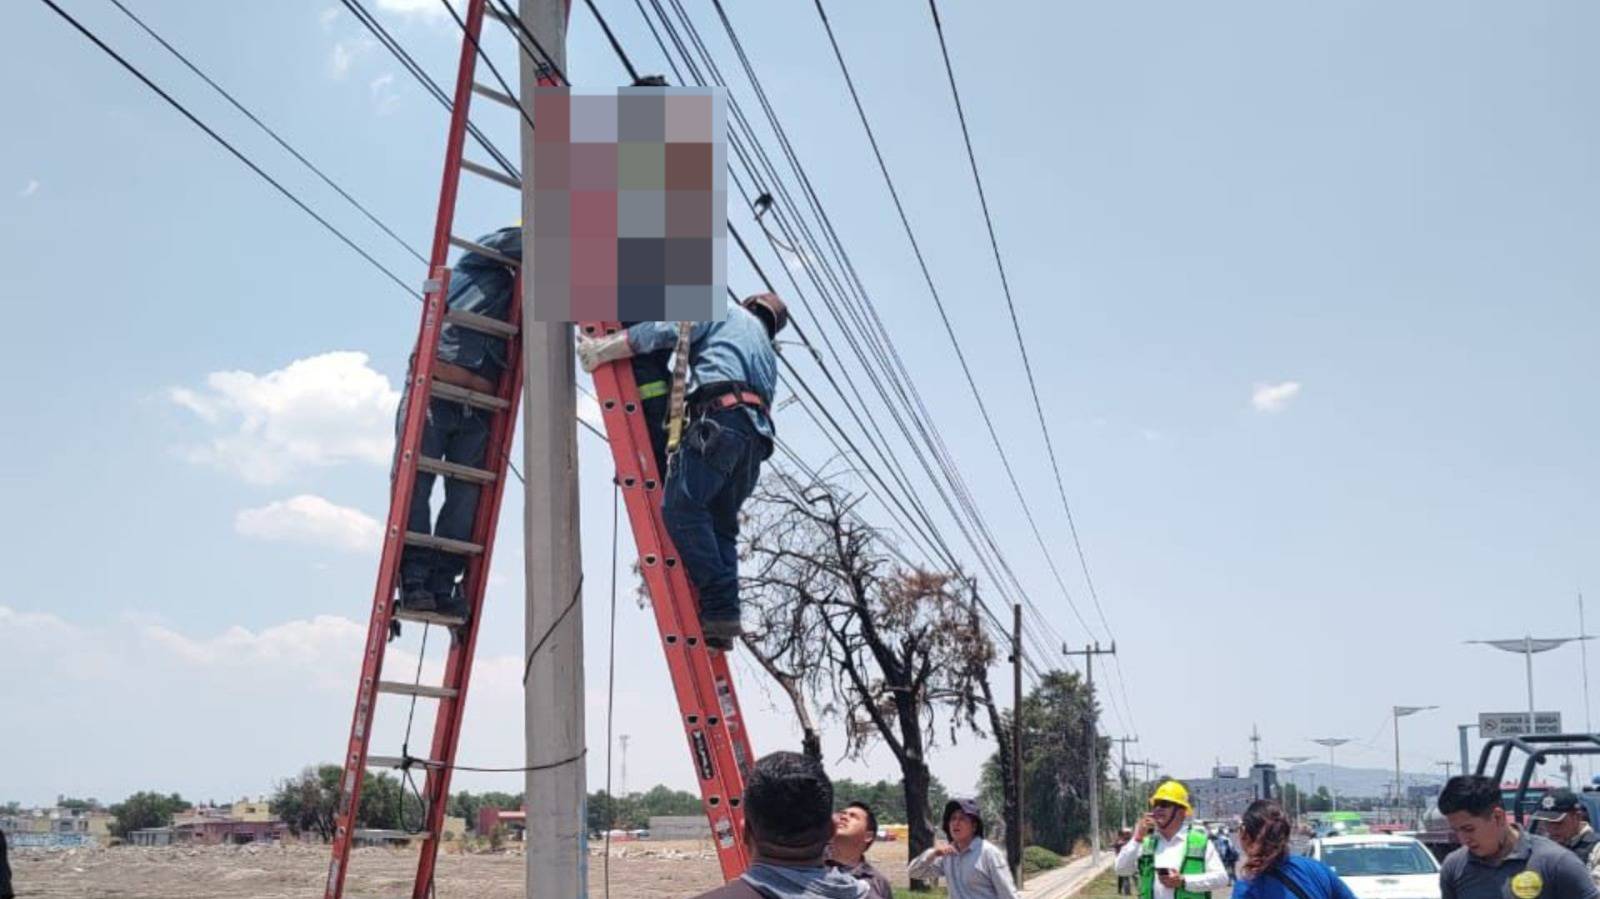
[923, 0, 1121, 666]
[35, 0, 418, 300]
[108, 0, 426, 267]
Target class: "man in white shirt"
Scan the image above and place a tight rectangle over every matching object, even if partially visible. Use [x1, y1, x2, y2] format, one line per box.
[1114, 781, 1232, 899]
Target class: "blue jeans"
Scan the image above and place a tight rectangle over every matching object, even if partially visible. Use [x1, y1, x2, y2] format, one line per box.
[400, 399, 490, 593]
[662, 409, 767, 623]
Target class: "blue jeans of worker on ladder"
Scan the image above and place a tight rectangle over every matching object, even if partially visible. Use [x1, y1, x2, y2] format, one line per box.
[663, 408, 768, 629]
[400, 398, 490, 606]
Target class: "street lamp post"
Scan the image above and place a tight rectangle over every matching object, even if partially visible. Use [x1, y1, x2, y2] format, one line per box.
[1313, 739, 1353, 812]
[1458, 724, 1480, 777]
[1394, 706, 1438, 809]
[1281, 756, 1313, 820]
[1466, 635, 1593, 720]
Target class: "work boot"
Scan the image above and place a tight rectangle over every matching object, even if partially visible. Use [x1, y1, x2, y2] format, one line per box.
[700, 617, 742, 651]
[434, 585, 471, 622]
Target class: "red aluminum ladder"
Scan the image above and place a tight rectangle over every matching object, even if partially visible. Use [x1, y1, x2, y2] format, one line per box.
[323, 1, 545, 896]
[584, 324, 756, 879]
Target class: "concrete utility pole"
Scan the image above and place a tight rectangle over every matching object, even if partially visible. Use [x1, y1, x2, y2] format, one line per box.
[1458, 724, 1479, 777]
[1111, 736, 1139, 829]
[1010, 604, 1025, 888]
[1065, 642, 1116, 862]
[1437, 760, 1455, 779]
[520, 2, 583, 897]
[619, 735, 630, 797]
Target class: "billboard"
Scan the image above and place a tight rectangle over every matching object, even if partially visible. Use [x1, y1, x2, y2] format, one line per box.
[1478, 711, 1562, 737]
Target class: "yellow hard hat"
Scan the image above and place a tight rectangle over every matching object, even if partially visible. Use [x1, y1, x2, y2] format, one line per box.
[1150, 781, 1191, 811]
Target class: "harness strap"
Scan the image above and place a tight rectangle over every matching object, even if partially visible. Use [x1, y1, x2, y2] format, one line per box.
[665, 322, 692, 453]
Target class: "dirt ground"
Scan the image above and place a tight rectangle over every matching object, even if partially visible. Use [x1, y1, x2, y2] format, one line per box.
[10, 838, 915, 898]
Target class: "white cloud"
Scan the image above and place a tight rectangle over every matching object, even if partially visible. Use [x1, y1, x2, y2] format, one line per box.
[235, 495, 382, 553]
[1250, 380, 1302, 413]
[319, 6, 340, 28]
[169, 351, 400, 485]
[369, 72, 400, 116]
[329, 35, 374, 79]
[18, 179, 39, 198]
[376, 0, 465, 20]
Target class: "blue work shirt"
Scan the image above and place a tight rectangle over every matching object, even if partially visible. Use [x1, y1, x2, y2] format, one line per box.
[1233, 856, 1357, 899]
[625, 297, 779, 441]
[437, 226, 521, 380]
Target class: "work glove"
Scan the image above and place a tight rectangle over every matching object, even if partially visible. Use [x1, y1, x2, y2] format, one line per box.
[577, 332, 634, 372]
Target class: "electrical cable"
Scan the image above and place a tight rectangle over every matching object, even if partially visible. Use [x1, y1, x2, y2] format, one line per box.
[34, 0, 419, 300]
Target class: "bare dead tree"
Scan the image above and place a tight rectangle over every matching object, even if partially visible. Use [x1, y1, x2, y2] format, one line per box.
[740, 470, 996, 879]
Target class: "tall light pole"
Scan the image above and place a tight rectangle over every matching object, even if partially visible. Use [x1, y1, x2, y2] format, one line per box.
[1281, 756, 1313, 820]
[1466, 635, 1593, 719]
[1458, 724, 1480, 777]
[1313, 739, 1352, 811]
[1394, 706, 1437, 808]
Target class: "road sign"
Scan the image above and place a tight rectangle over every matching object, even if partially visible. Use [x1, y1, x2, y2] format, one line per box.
[1478, 712, 1563, 737]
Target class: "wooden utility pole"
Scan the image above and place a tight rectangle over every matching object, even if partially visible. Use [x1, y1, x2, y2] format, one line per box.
[1011, 604, 1025, 887]
[1064, 642, 1116, 862]
[520, 2, 584, 896]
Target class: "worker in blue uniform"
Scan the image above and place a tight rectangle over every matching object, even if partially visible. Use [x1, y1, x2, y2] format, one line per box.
[578, 293, 788, 649]
[397, 226, 521, 618]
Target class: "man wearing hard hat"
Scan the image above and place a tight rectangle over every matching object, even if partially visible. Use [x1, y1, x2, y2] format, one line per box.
[1114, 781, 1232, 899]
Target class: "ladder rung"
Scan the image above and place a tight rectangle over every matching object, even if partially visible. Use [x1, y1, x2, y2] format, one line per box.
[461, 158, 523, 191]
[352, 828, 427, 842]
[377, 680, 459, 700]
[445, 307, 520, 339]
[471, 81, 520, 111]
[417, 455, 498, 484]
[391, 606, 469, 627]
[430, 379, 511, 411]
[450, 235, 520, 269]
[367, 755, 445, 771]
[404, 531, 484, 556]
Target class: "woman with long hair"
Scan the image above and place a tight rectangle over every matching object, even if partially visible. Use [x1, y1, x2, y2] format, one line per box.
[1232, 800, 1356, 899]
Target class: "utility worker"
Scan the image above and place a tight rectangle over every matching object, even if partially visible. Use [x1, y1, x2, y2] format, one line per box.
[1532, 789, 1600, 884]
[1115, 782, 1231, 899]
[397, 225, 520, 618]
[578, 293, 787, 649]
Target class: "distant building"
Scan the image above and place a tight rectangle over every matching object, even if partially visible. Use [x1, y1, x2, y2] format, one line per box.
[648, 815, 710, 840]
[230, 798, 274, 823]
[477, 807, 526, 841]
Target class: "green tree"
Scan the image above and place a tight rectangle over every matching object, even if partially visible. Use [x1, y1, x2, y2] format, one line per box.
[271, 766, 342, 840]
[831, 777, 947, 826]
[58, 797, 99, 813]
[981, 670, 1108, 855]
[109, 791, 187, 838]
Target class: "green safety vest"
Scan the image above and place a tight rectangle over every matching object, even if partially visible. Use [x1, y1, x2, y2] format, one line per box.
[1138, 827, 1210, 899]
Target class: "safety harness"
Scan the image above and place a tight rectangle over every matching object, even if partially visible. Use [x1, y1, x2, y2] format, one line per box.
[1138, 827, 1210, 899]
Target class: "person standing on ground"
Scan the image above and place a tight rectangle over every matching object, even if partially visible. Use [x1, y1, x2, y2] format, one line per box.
[1438, 776, 1599, 899]
[1115, 781, 1232, 899]
[1115, 827, 1137, 895]
[1231, 800, 1355, 899]
[828, 802, 892, 899]
[908, 798, 1019, 899]
[688, 751, 866, 899]
[1532, 789, 1600, 883]
[0, 825, 13, 899]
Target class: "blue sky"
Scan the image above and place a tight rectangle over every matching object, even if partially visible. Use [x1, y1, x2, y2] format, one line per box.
[1, 0, 1596, 810]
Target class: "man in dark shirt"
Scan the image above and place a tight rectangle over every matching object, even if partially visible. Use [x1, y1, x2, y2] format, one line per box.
[1533, 790, 1600, 877]
[828, 801, 892, 899]
[1437, 775, 1598, 899]
[398, 226, 520, 617]
[690, 751, 866, 899]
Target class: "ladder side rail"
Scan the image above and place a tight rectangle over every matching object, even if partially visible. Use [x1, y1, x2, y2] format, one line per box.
[325, 2, 490, 896]
[325, 269, 453, 899]
[586, 322, 751, 877]
[411, 272, 526, 897]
